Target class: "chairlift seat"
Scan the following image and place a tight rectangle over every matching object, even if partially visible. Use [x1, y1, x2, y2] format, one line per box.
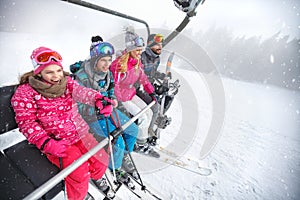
[0, 85, 63, 200]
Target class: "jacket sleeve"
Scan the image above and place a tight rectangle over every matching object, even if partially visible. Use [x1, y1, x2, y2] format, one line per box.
[11, 85, 49, 149]
[68, 76, 103, 105]
[138, 66, 154, 94]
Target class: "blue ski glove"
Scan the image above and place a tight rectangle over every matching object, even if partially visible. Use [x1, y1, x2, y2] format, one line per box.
[150, 93, 158, 102]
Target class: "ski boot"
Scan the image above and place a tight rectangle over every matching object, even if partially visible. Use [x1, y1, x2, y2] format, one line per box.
[122, 154, 134, 173]
[93, 178, 115, 199]
[114, 169, 135, 190]
[155, 114, 172, 129]
[148, 128, 159, 146]
[84, 192, 94, 200]
[147, 136, 158, 146]
[134, 142, 160, 158]
[121, 154, 139, 180]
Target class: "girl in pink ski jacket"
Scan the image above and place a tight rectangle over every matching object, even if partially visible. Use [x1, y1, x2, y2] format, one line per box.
[110, 27, 160, 158]
[110, 54, 154, 102]
[11, 46, 109, 200]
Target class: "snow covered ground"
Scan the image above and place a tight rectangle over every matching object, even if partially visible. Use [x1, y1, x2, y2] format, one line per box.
[131, 72, 300, 200]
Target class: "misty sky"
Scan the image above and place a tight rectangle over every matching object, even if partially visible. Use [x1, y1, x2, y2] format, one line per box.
[0, 0, 299, 86]
[1, 0, 299, 40]
[96, 0, 300, 39]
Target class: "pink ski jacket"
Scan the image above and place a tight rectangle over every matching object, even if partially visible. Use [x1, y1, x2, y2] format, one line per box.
[11, 76, 102, 149]
[110, 56, 154, 102]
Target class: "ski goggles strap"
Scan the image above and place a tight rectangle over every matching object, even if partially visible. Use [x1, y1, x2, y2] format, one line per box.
[90, 42, 115, 58]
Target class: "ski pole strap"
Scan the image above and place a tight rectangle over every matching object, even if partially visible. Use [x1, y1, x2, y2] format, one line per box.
[109, 113, 119, 129]
[109, 109, 121, 128]
[114, 109, 121, 127]
[105, 117, 117, 180]
[109, 113, 123, 144]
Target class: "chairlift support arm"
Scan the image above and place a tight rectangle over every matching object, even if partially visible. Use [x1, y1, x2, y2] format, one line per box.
[61, 0, 150, 36]
[164, 0, 206, 47]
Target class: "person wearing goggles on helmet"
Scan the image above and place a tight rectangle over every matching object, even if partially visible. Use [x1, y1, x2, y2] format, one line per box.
[110, 26, 160, 158]
[137, 33, 173, 146]
[11, 46, 110, 200]
[141, 33, 171, 82]
[72, 36, 139, 191]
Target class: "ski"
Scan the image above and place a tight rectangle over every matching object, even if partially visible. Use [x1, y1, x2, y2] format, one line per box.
[118, 181, 142, 199]
[126, 172, 165, 200]
[105, 169, 143, 199]
[105, 167, 164, 200]
[154, 146, 213, 176]
[133, 143, 160, 158]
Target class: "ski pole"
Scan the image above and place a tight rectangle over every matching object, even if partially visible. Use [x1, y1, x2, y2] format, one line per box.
[111, 109, 146, 191]
[105, 117, 117, 181]
[122, 134, 146, 190]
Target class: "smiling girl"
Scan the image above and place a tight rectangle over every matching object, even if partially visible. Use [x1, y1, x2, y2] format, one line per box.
[11, 46, 110, 200]
[110, 27, 160, 158]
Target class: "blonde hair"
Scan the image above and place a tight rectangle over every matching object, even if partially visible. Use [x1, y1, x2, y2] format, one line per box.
[117, 52, 140, 74]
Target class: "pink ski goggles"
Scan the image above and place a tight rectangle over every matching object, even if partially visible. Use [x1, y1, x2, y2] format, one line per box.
[32, 50, 63, 67]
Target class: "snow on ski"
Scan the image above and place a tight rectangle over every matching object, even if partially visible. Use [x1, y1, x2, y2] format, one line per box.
[154, 146, 213, 176]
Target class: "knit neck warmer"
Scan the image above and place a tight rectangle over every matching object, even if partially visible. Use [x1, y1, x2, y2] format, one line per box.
[84, 59, 110, 92]
[29, 76, 67, 98]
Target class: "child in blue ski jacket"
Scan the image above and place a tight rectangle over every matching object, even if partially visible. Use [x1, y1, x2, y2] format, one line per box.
[72, 36, 138, 174]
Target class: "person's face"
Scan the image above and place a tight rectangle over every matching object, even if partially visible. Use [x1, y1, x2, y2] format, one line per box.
[150, 43, 163, 55]
[40, 64, 64, 85]
[95, 56, 112, 72]
[130, 47, 143, 59]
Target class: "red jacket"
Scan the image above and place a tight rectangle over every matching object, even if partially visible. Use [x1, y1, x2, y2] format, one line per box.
[110, 56, 154, 102]
[11, 76, 102, 149]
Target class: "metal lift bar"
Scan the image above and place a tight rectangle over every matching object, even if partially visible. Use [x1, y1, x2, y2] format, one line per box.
[61, 0, 150, 36]
[163, 15, 191, 47]
[24, 101, 155, 200]
[164, 0, 206, 47]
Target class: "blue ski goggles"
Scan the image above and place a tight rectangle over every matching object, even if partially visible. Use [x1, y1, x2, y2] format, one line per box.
[90, 42, 115, 58]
